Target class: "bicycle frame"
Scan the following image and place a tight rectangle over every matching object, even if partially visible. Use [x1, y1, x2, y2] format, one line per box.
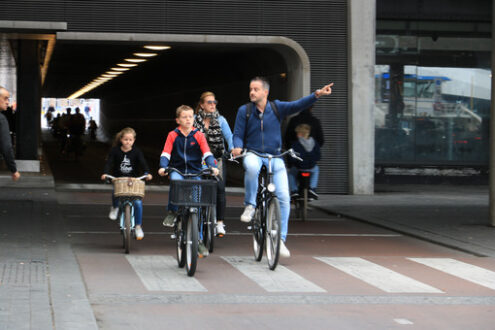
[104, 174, 147, 254]
[166, 167, 217, 277]
[229, 149, 301, 270]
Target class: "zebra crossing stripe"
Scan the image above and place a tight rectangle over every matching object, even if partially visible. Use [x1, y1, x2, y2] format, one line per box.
[408, 258, 495, 290]
[222, 256, 326, 293]
[125, 255, 207, 292]
[315, 257, 443, 293]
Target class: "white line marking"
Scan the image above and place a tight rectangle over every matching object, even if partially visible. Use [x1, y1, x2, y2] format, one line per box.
[315, 257, 443, 293]
[69, 231, 400, 237]
[394, 318, 414, 325]
[125, 255, 206, 292]
[409, 258, 495, 290]
[222, 256, 326, 293]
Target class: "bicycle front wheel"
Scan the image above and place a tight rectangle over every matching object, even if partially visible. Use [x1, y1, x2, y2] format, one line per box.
[265, 197, 281, 270]
[176, 216, 186, 268]
[185, 212, 199, 277]
[123, 204, 131, 254]
[252, 207, 264, 261]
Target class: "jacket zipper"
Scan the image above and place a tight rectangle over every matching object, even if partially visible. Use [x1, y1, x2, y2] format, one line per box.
[260, 112, 264, 152]
[184, 135, 188, 173]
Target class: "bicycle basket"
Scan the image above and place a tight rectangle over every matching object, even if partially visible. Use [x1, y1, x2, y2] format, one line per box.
[169, 179, 217, 206]
[113, 177, 145, 198]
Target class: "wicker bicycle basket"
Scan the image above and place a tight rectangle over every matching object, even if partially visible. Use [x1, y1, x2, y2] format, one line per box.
[113, 177, 145, 198]
[169, 179, 217, 206]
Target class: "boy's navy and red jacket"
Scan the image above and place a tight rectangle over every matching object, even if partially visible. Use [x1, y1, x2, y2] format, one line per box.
[160, 127, 216, 174]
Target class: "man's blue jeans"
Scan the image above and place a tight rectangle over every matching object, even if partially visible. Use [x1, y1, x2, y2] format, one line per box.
[243, 152, 290, 242]
[288, 165, 320, 193]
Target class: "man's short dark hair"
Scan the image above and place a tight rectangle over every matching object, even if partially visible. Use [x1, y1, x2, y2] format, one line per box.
[251, 76, 270, 91]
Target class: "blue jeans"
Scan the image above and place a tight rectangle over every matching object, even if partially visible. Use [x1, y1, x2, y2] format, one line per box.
[112, 194, 143, 226]
[288, 165, 320, 193]
[167, 171, 201, 212]
[243, 152, 290, 242]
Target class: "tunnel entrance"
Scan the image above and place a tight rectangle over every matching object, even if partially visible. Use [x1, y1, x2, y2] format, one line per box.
[41, 33, 309, 184]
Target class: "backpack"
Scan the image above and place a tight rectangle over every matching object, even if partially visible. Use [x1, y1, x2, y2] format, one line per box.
[244, 101, 280, 144]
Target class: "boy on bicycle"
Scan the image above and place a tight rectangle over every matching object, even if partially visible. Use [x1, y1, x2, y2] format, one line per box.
[287, 124, 321, 201]
[158, 105, 219, 256]
[232, 77, 333, 258]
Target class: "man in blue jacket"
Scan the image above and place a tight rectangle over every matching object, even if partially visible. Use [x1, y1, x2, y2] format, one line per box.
[232, 77, 333, 257]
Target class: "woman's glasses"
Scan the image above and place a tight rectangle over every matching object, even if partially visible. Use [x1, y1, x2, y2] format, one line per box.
[206, 100, 218, 105]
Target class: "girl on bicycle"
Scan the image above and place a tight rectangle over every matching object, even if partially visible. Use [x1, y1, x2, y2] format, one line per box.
[101, 127, 152, 240]
[194, 91, 233, 237]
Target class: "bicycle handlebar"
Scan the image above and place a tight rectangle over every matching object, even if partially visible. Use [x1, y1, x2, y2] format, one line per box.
[165, 167, 217, 180]
[104, 174, 148, 181]
[228, 148, 303, 163]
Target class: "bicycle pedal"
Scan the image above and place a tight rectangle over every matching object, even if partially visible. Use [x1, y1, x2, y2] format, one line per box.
[170, 234, 176, 240]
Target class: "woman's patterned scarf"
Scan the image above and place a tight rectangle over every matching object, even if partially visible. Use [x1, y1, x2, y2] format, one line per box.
[195, 109, 224, 158]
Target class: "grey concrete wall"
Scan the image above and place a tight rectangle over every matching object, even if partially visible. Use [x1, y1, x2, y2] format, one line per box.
[348, 0, 375, 194]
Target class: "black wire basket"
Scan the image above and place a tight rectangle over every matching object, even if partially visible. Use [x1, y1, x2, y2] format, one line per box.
[169, 179, 217, 206]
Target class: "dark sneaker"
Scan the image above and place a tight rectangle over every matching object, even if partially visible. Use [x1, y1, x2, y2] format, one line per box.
[290, 192, 299, 200]
[308, 189, 319, 200]
[198, 242, 209, 258]
[162, 211, 177, 227]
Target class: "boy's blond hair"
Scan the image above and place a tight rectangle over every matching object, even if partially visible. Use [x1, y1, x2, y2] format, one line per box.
[176, 105, 194, 118]
[295, 123, 311, 138]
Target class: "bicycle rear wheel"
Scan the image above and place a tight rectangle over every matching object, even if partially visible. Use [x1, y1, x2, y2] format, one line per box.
[252, 206, 264, 261]
[176, 215, 186, 268]
[203, 206, 215, 253]
[265, 197, 281, 270]
[123, 204, 131, 254]
[186, 212, 199, 276]
[302, 189, 308, 221]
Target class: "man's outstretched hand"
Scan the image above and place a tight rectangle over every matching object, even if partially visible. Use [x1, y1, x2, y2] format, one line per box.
[315, 82, 334, 98]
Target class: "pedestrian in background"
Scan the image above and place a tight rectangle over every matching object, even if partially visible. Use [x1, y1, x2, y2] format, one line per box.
[0, 86, 20, 181]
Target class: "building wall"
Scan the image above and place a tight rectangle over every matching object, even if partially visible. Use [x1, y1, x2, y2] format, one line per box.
[0, 0, 349, 193]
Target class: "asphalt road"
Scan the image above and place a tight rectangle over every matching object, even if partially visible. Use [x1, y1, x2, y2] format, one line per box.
[58, 190, 495, 330]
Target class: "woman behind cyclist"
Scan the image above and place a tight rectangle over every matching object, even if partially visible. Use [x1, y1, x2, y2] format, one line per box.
[194, 92, 233, 237]
[101, 127, 152, 240]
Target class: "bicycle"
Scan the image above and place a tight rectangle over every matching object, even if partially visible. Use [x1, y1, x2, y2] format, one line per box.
[166, 167, 217, 277]
[105, 175, 147, 254]
[230, 149, 301, 270]
[294, 170, 312, 221]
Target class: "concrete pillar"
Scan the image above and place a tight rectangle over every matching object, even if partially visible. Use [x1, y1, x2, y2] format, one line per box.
[348, 0, 375, 194]
[16, 39, 41, 161]
[489, 0, 495, 226]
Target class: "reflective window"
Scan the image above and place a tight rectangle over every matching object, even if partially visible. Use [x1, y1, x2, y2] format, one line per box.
[375, 35, 491, 166]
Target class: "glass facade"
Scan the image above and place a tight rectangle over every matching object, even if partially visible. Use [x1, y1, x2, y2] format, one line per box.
[375, 35, 491, 166]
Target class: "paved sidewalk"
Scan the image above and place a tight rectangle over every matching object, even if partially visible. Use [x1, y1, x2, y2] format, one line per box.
[0, 175, 97, 329]
[312, 184, 495, 257]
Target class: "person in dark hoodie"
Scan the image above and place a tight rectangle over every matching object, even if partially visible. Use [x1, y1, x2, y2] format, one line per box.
[0, 87, 20, 181]
[287, 124, 321, 200]
[284, 106, 324, 150]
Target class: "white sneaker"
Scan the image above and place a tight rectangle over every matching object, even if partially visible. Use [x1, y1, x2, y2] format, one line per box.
[279, 240, 291, 258]
[135, 226, 144, 240]
[108, 206, 118, 220]
[240, 205, 255, 223]
[216, 222, 226, 237]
